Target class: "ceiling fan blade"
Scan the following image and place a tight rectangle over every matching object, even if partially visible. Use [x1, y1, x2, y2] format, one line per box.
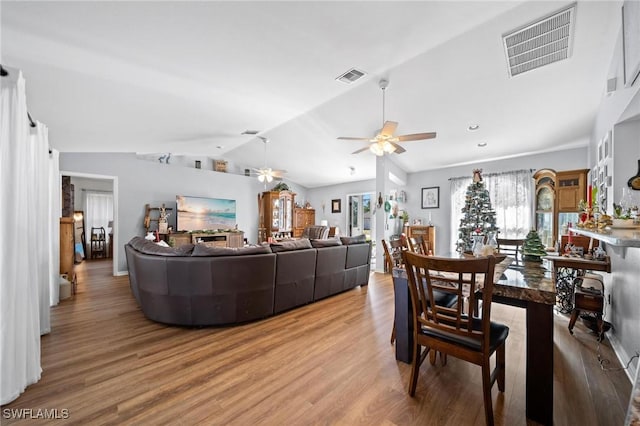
[391, 142, 406, 154]
[272, 170, 287, 177]
[351, 146, 371, 154]
[380, 121, 398, 138]
[338, 136, 373, 141]
[392, 132, 437, 142]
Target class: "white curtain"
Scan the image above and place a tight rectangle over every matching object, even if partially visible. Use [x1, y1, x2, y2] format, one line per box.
[85, 191, 113, 256]
[49, 150, 61, 306]
[450, 169, 534, 252]
[0, 67, 58, 404]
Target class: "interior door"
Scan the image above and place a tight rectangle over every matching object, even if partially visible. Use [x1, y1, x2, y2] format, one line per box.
[348, 193, 374, 238]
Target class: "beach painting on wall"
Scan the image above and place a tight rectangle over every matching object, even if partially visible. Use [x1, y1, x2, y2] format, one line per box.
[176, 195, 236, 231]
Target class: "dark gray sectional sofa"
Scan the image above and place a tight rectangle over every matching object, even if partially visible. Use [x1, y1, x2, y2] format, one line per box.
[125, 235, 372, 326]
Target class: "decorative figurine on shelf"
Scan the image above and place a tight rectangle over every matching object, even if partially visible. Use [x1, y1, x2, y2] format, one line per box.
[145, 231, 155, 241]
[158, 205, 170, 234]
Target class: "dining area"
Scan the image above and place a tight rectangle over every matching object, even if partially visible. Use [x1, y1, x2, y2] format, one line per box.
[388, 246, 556, 426]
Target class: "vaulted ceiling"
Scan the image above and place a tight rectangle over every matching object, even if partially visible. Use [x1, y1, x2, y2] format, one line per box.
[1, 1, 621, 187]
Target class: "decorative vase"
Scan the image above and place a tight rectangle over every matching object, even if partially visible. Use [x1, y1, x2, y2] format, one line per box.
[471, 234, 484, 257]
[486, 231, 498, 252]
[158, 221, 168, 234]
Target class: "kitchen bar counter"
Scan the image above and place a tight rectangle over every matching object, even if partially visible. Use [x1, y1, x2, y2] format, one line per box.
[570, 226, 640, 247]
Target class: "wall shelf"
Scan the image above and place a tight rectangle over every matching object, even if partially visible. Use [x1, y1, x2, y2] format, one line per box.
[570, 226, 640, 259]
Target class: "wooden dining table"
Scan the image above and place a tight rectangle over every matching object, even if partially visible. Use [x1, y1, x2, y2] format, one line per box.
[392, 255, 556, 426]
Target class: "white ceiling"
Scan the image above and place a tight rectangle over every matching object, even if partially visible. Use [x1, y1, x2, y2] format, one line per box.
[1, 1, 621, 188]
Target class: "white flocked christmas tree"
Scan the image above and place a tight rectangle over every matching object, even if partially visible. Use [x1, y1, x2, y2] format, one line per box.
[457, 169, 499, 252]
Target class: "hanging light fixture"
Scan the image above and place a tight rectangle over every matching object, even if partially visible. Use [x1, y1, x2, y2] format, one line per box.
[251, 136, 285, 183]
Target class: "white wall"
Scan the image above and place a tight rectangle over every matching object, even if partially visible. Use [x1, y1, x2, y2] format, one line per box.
[404, 147, 588, 255]
[588, 15, 640, 380]
[60, 152, 307, 273]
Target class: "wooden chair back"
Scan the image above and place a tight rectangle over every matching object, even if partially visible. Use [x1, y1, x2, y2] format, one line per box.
[402, 251, 507, 425]
[560, 235, 598, 253]
[497, 238, 524, 265]
[407, 236, 431, 255]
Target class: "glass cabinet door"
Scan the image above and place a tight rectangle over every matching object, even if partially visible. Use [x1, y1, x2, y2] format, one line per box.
[536, 186, 554, 248]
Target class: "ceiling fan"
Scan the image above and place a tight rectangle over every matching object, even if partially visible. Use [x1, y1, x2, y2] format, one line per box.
[251, 136, 286, 183]
[338, 79, 436, 155]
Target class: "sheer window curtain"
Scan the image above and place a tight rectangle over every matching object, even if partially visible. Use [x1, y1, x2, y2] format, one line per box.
[450, 170, 533, 252]
[1, 68, 58, 404]
[85, 191, 113, 256]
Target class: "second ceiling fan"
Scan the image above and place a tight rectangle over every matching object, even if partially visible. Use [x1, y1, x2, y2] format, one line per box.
[338, 79, 436, 155]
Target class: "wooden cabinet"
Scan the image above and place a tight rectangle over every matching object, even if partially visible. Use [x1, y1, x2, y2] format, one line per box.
[168, 232, 243, 248]
[404, 225, 436, 254]
[191, 232, 244, 248]
[293, 208, 315, 238]
[258, 191, 296, 242]
[534, 168, 588, 248]
[60, 217, 76, 292]
[556, 169, 588, 212]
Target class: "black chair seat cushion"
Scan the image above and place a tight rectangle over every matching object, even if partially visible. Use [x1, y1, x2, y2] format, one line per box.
[420, 317, 509, 353]
[431, 290, 458, 308]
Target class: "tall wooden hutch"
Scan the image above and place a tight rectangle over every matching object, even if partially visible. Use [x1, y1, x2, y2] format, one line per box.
[258, 190, 295, 242]
[534, 168, 588, 248]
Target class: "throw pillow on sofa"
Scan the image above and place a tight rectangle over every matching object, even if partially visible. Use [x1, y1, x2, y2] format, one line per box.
[270, 238, 312, 253]
[310, 238, 343, 248]
[340, 235, 367, 245]
[128, 236, 194, 256]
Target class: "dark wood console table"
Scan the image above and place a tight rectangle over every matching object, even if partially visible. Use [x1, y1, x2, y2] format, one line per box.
[393, 257, 556, 425]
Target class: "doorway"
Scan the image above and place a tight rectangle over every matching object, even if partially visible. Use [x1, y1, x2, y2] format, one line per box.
[62, 172, 118, 277]
[347, 192, 376, 267]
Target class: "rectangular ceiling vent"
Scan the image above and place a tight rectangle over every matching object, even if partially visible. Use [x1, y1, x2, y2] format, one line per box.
[503, 4, 576, 77]
[336, 68, 366, 84]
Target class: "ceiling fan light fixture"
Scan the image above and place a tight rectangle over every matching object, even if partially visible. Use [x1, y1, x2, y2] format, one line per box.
[382, 141, 396, 153]
[370, 143, 384, 156]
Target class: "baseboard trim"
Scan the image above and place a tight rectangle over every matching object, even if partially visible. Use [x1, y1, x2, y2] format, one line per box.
[608, 332, 637, 383]
[115, 270, 129, 277]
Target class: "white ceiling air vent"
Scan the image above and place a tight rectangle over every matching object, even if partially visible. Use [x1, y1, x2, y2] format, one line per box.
[336, 68, 366, 84]
[503, 4, 576, 77]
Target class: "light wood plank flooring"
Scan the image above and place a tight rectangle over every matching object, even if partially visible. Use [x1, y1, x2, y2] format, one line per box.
[2, 260, 631, 425]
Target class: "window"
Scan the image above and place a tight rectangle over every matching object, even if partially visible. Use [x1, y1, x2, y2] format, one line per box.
[450, 170, 533, 252]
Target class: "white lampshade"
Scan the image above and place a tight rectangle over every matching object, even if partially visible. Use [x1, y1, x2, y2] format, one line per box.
[382, 141, 396, 153]
[369, 143, 384, 156]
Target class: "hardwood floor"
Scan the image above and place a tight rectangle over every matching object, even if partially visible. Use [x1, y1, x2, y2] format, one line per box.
[2, 260, 631, 425]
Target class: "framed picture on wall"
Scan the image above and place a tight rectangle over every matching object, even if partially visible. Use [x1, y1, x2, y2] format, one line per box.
[331, 199, 341, 213]
[421, 187, 439, 209]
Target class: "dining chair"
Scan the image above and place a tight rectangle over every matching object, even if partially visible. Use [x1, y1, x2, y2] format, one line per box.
[497, 238, 524, 266]
[382, 238, 404, 344]
[407, 236, 426, 255]
[402, 252, 509, 426]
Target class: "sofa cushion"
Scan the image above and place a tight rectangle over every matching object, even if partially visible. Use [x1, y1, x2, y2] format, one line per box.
[128, 236, 195, 256]
[340, 235, 367, 245]
[192, 244, 272, 257]
[270, 238, 312, 253]
[311, 238, 342, 248]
